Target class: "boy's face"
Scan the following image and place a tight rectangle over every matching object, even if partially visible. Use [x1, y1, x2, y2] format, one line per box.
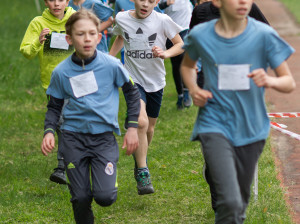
[45, 0, 70, 20]
[212, 0, 253, 20]
[66, 19, 102, 59]
[133, 0, 160, 19]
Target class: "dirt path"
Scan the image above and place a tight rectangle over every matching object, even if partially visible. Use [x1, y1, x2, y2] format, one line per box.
[255, 0, 300, 223]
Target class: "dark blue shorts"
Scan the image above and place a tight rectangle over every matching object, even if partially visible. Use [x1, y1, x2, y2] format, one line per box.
[136, 83, 163, 118]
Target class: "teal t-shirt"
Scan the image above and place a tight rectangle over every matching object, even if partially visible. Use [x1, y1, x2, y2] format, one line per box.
[46, 50, 129, 135]
[183, 17, 294, 146]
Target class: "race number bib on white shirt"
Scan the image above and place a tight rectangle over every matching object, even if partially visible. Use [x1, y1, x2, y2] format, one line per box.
[172, 0, 185, 11]
[129, 34, 151, 50]
[218, 64, 250, 90]
[70, 71, 98, 98]
[50, 32, 69, 50]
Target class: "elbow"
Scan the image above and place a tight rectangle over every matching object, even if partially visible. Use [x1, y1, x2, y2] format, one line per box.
[289, 80, 296, 92]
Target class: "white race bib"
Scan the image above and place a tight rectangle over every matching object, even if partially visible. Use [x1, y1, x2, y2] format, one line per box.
[218, 64, 250, 90]
[50, 32, 69, 50]
[69, 71, 98, 98]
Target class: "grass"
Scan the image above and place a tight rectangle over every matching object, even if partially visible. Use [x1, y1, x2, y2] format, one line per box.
[280, 0, 300, 23]
[0, 0, 294, 223]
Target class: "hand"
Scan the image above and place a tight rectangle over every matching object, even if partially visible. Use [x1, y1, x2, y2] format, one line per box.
[122, 127, 139, 155]
[152, 46, 167, 59]
[39, 28, 50, 44]
[189, 86, 213, 107]
[248, 68, 273, 88]
[41, 132, 55, 156]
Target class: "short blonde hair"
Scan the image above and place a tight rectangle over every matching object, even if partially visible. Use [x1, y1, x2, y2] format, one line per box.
[65, 8, 101, 35]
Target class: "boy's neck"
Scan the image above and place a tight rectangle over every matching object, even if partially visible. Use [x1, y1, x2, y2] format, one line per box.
[73, 0, 86, 6]
[215, 17, 248, 39]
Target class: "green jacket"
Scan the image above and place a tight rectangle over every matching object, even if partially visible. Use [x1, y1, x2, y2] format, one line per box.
[20, 7, 75, 90]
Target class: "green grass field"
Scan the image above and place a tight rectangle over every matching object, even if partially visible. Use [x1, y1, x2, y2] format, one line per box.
[280, 0, 300, 23]
[0, 0, 294, 223]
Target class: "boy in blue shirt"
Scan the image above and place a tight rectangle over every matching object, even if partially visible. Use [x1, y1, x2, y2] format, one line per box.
[41, 9, 140, 223]
[181, 0, 296, 223]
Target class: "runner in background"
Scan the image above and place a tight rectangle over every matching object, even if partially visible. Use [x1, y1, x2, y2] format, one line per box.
[159, 0, 194, 109]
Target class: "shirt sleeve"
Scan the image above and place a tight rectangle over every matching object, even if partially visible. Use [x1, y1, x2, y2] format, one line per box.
[114, 59, 130, 87]
[112, 15, 123, 36]
[93, 2, 113, 22]
[20, 18, 43, 59]
[163, 14, 184, 40]
[266, 28, 295, 69]
[183, 29, 200, 61]
[46, 70, 65, 99]
[121, 79, 141, 128]
[44, 96, 64, 135]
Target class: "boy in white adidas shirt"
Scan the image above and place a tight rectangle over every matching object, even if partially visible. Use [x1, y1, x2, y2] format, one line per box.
[110, 0, 184, 195]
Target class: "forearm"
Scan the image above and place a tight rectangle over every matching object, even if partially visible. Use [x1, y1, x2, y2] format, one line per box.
[20, 36, 42, 59]
[44, 96, 64, 135]
[122, 80, 141, 128]
[271, 61, 296, 93]
[99, 17, 113, 33]
[164, 42, 184, 58]
[270, 75, 296, 93]
[181, 63, 198, 92]
[109, 35, 124, 57]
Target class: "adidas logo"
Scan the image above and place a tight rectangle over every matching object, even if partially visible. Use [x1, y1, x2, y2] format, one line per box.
[125, 28, 157, 59]
[68, 162, 75, 169]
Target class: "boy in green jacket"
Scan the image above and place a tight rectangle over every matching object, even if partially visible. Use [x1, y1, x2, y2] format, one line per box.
[20, 0, 76, 184]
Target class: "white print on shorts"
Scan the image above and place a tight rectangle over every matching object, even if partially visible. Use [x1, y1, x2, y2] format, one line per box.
[105, 162, 114, 176]
[50, 32, 69, 50]
[69, 70, 98, 98]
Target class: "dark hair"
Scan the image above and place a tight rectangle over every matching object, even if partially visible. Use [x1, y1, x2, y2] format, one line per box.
[65, 8, 101, 35]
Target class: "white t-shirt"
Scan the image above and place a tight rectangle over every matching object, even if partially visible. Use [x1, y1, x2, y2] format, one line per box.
[163, 0, 193, 30]
[113, 10, 183, 92]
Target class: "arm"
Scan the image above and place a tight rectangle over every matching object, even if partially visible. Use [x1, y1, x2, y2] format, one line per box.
[109, 35, 124, 57]
[248, 61, 296, 93]
[99, 17, 114, 33]
[41, 96, 64, 156]
[180, 53, 213, 107]
[20, 21, 47, 59]
[121, 79, 141, 155]
[152, 33, 184, 59]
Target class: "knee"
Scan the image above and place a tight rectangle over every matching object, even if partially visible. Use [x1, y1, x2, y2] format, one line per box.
[147, 125, 155, 137]
[72, 190, 93, 207]
[94, 190, 117, 207]
[219, 197, 243, 214]
[138, 115, 149, 132]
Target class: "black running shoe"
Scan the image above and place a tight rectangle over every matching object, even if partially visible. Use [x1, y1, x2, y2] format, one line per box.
[50, 168, 67, 185]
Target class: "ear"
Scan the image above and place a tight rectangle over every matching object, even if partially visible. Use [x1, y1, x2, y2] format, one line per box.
[155, 0, 160, 5]
[44, 0, 49, 8]
[66, 34, 73, 45]
[212, 0, 221, 8]
[97, 33, 102, 44]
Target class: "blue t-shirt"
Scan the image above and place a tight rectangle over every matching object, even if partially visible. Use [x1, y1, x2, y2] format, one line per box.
[69, 0, 113, 52]
[114, 0, 162, 15]
[46, 50, 129, 135]
[183, 17, 294, 146]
